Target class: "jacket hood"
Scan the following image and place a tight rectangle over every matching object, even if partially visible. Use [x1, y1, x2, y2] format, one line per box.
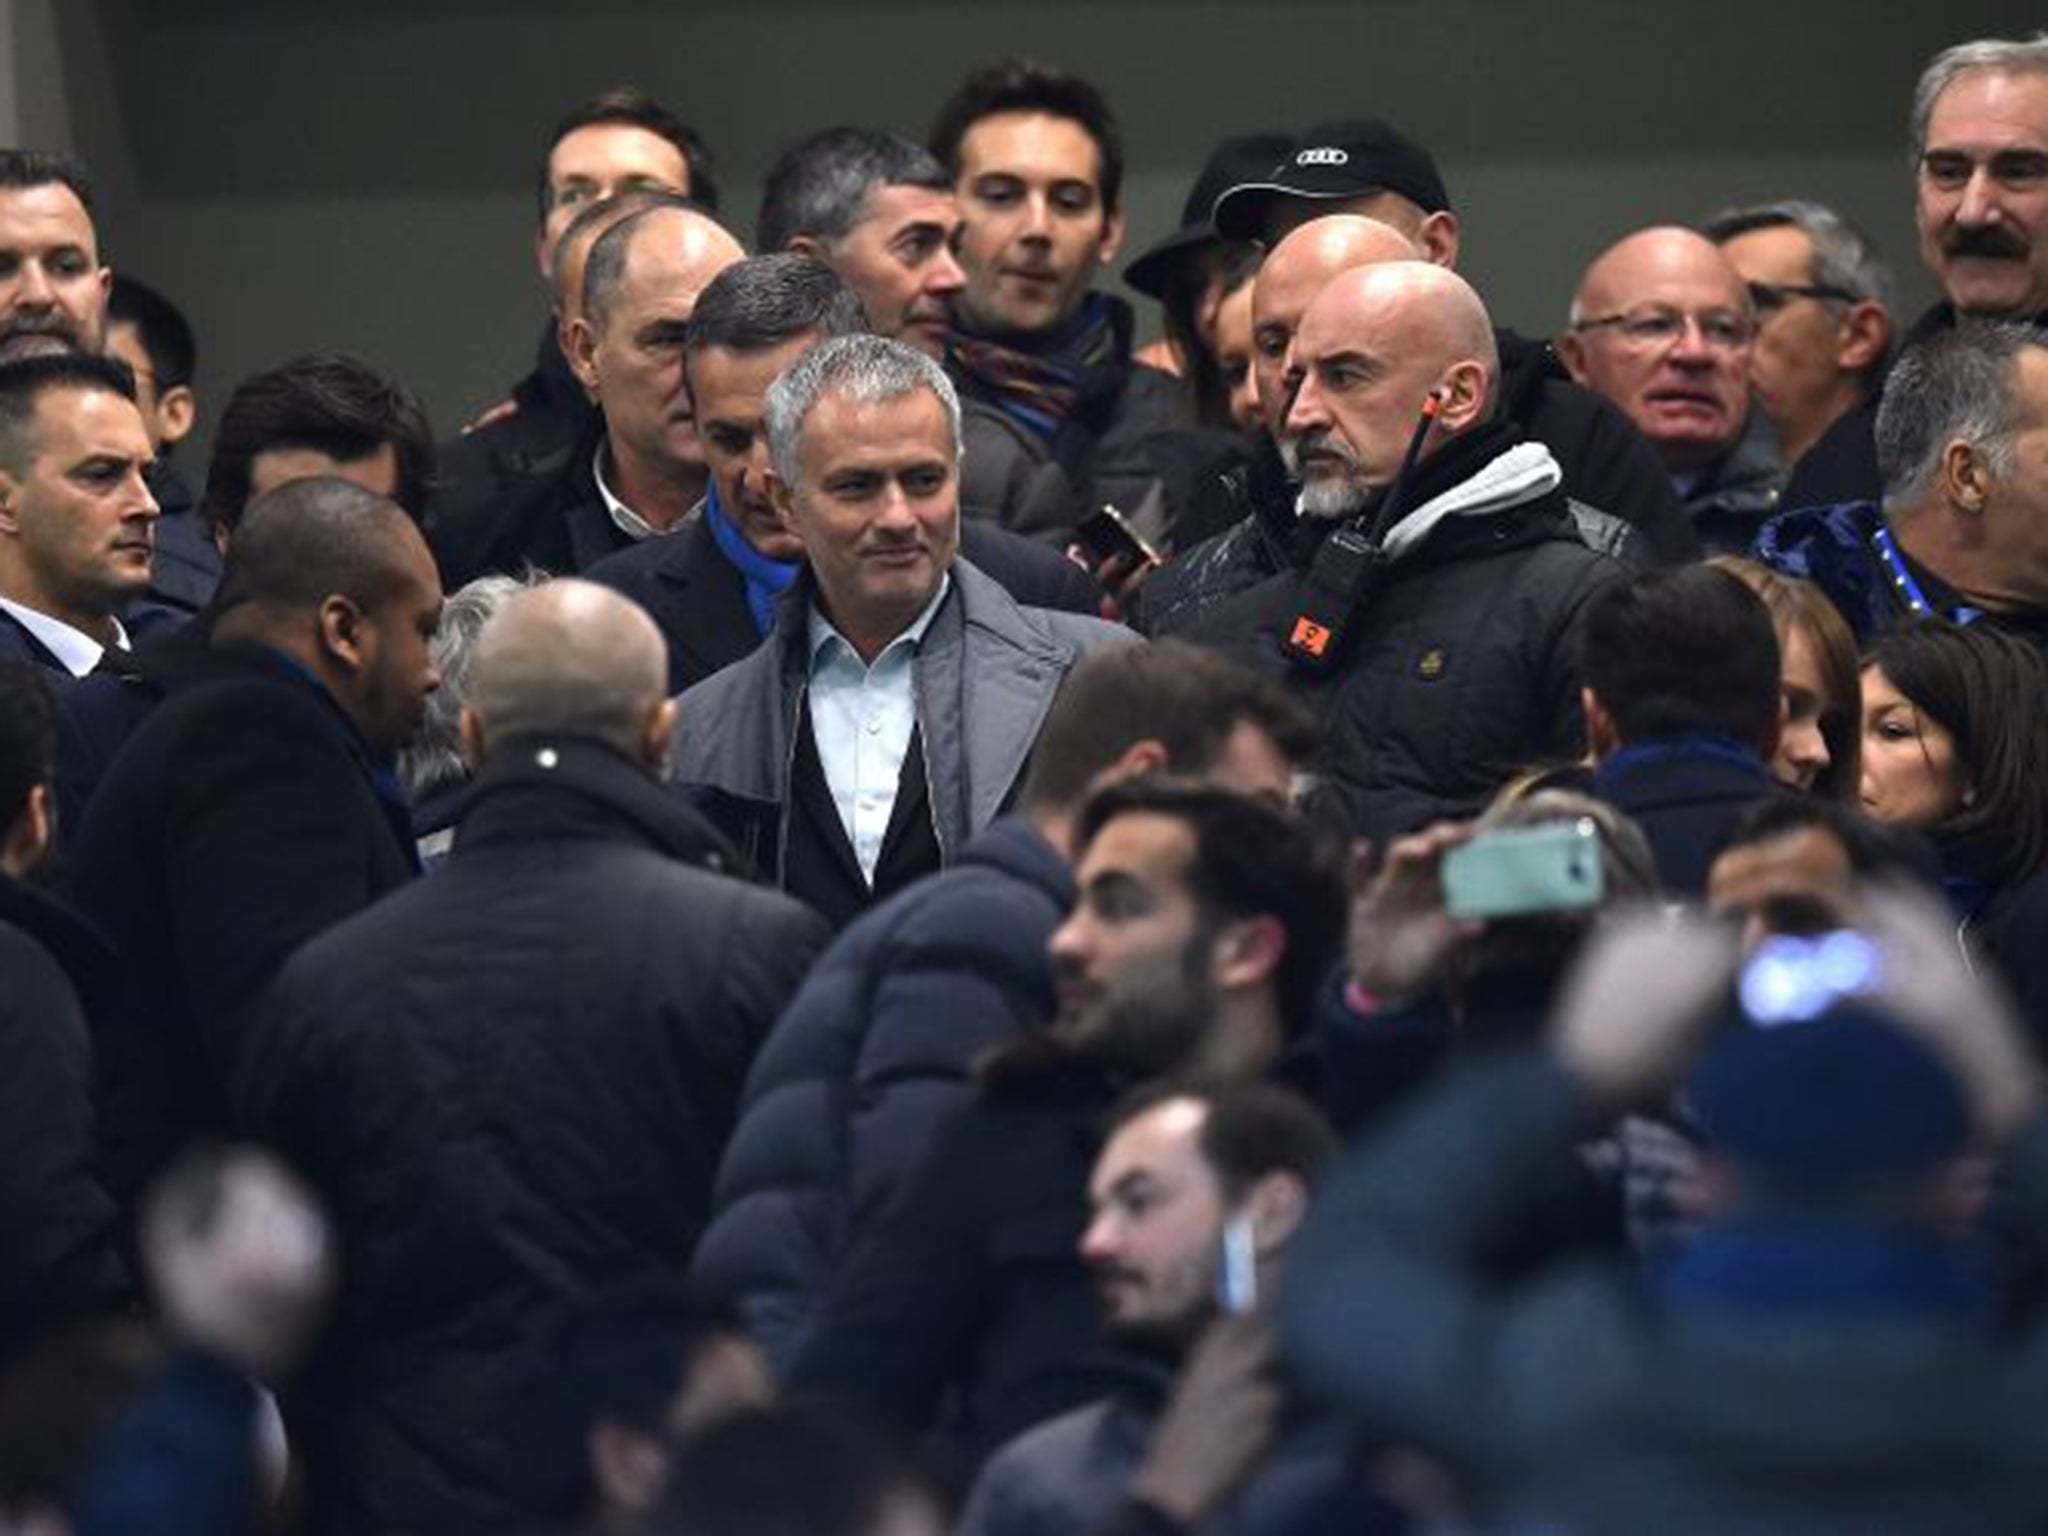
[1380, 439, 1564, 563]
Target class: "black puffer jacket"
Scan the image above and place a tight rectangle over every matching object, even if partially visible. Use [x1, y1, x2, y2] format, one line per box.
[1160, 421, 1622, 842]
[693, 817, 1071, 1369]
[239, 737, 828, 1536]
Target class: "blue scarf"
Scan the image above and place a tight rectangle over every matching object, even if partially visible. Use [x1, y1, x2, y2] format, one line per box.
[703, 480, 798, 639]
[1594, 732, 1768, 789]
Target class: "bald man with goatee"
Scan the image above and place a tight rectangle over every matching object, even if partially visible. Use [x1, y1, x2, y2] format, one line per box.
[1168, 261, 1622, 840]
[243, 577, 826, 1536]
[1143, 215, 1678, 637]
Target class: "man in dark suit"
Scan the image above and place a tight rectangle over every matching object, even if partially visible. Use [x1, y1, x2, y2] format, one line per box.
[587, 254, 1099, 693]
[0, 352, 158, 677]
[64, 475, 442, 1211]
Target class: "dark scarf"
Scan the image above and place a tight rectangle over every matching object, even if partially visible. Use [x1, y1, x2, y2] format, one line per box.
[703, 478, 798, 639]
[948, 293, 1123, 440]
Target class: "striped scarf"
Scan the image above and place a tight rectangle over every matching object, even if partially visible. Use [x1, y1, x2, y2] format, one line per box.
[947, 295, 1121, 440]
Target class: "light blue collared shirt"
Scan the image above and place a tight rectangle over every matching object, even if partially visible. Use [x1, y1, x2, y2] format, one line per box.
[805, 574, 951, 885]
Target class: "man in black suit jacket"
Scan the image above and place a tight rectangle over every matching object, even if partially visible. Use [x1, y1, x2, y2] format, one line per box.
[0, 352, 159, 677]
[64, 476, 443, 1211]
[587, 253, 1099, 692]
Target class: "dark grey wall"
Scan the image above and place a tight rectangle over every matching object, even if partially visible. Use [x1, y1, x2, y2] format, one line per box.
[17, 0, 2044, 457]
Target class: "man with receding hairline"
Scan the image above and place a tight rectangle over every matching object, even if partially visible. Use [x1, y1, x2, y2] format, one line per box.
[1165, 261, 1620, 840]
[1561, 226, 1784, 551]
[64, 476, 442, 1212]
[241, 577, 825, 1536]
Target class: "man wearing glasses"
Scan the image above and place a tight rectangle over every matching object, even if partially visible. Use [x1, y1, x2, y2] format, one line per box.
[1559, 226, 1783, 554]
[1705, 201, 1894, 470]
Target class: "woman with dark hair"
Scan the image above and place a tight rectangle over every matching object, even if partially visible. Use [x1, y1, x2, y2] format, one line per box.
[1713, 556, 1861, 801]
[1859, 620, 2048, 1033]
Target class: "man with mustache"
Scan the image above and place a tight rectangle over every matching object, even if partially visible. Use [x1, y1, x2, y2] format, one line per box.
[1560, 227, 1784, 553]
[0, 353, 157, 677]
[1780, 35, 2048, 509]
[668, 334, 1128, 929]
[0, 152, 107, 364]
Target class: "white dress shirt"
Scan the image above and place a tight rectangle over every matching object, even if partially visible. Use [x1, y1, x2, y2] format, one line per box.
[0, 596, 127, 678]
[805, 574, 951, 884]
[592, 444, 663, 543]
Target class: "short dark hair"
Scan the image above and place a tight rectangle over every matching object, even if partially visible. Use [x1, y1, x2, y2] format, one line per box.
[1077, 779, 1345, 1036]
[928, 59, 1124, 214]
[536, 88, 719, 221]
[0, 352, 137, 472]
[1022, 641, 1316, 811]
[1865, 619, 2048, 888]
[0, 151, 92, 211]
[683, 253, 868, 366]
[579, 195, 716, 338]
[1579, 565, 1782, 752]
[757, 127, 951, 253]
[522, 1282, 750, 1524]
[0, 661, 53, 839]
[107, 275, 197, 392]
[655, 1404, 942, 1536]
[1106, 1079, 1337, 1200]
[200, 355, 432, 536]
[212, 476, 422, 617]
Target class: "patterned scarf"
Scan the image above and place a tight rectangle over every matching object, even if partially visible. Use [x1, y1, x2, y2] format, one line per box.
[947, 294, 1122, 440]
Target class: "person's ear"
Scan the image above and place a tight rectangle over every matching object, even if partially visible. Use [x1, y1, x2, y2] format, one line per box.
[1582, 686, 1620, 760]
[643, 696, 679, 776]
[1213, 913, 1286, 992]
[765, 466, 802, 538]
[1555, 327, 1591, 387]
[566, 315, 603, 397]
[317, 594, 368, 674]
[1417, 210, 1461, 268]
[588, 1421, 670, 1519]
[1940, 438, 1993, 516]
[1835, 300, 1889, 375]
[1242, 1170, 1310, 1254]
[1097, 205, 1126, 267]
[458, 706, 487, 770]
[1435, 360, 1489, 433]
[1097, 738, 1169, 786]
[0, 469, 20, 536]
[786, 234, 827, 259]
[1, 782, 53, 880]
[156, 384, 197, 448]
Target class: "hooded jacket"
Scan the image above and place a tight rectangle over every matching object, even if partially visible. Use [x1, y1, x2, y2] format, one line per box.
[1163, 420, 1621, 842]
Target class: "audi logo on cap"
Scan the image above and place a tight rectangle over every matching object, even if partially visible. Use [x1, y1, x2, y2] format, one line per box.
[1296, 147, 1349, 166]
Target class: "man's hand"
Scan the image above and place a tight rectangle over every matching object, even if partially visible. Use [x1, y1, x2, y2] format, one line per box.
[460, 396, 519, 434]
[141, 1149, 335, 1383]
[1552, 907, 1740, 1109]
[1346, 823, 1478, 1003]
[1124, 1314, 1284, 1526]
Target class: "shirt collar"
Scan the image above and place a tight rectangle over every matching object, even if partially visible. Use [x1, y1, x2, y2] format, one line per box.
[592, 442, 661, 543]
[807, 571, 952, 671]
[0, 597, 126, 677]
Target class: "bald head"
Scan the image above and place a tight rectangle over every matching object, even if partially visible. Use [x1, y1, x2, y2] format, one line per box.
[1560, 226, 1755, 472]
[215, 476, 429, 616]
[465, 579, 672, 766]
[582, 204, 746, 339]
[1251, 216, 1424, 439]
[1283, 261, 1501, 517]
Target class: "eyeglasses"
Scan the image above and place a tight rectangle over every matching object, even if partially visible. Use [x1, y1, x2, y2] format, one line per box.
[1746, 280, 1856, 315]
[1570, 306, 1754, 350]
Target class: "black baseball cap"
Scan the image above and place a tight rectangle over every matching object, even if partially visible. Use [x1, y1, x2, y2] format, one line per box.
[1123, 132, 1294, 299]
[1212, 120, 1452, 243]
